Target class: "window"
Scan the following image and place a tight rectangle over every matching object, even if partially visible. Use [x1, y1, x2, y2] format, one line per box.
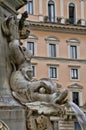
[67, 39, 80, 59]
[27, 42, 34, 55]
[32, 65, 35, 77]
[74, 122, 81, 130]
[49, 66, 57, 78]
[27, 0, 33, 14]
[68, 83, 83, 106]
[72, 92, 79, 106]
[48, 0, 55, 22]
[49, 43, 56, 57]
[69, 3, 76, 24]
[71, 68, 78, 79]
[46, 36, 59, 57]
[70, 45, 77, 59]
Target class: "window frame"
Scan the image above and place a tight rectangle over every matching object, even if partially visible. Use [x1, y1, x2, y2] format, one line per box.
[27, 35, 38, 56]
[70, 45, 77, 59]
[67, 39, 80, 59]
[68, 84, 83, 106]
[48, 0, 55, 22]
[69, 66, 80, 81]
[46, 36, 59, 58]
[27, 0, 33, 14]
[27, 41, 34, 55]
[49, 65, 58, 79]
[72, 91, 80, 106]
[69, 3, 75, 24]
[49, 43, 56, 57]
[71, 68, 78, 79]
[67, 2, 77, 24]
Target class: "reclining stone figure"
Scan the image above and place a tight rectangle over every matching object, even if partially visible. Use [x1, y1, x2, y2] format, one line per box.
[10, 61, 68, 104]
[1, 15, 68, 106]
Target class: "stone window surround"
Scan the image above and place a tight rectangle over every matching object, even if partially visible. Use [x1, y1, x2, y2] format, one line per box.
[46, 0, 57, 21]
[45, 36, 60, 58]
[27, 35, 38, 56]
[68, 65, 80, 81]
[71, 68, 79, 80]
[67, 1, 77, 24]
[68, 83, 83, 106]
[27, 41, 35, 55]
[67, 39, 80, 59]
[25, 0, 35, 15]
[48, 0, 55, 22]
[48, 43, 56, 57]
[47, 64, 59, 80]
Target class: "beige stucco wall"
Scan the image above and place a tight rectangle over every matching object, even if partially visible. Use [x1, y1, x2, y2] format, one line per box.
[19, 0, 86, 22]
[26, 29, 86, 105]
[19, 0, 86, 106]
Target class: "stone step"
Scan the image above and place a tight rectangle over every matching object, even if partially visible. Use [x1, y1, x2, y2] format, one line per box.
[59, 120, 74, 130]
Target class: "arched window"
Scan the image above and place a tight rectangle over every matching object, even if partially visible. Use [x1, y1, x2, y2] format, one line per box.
[48, 0, 55, 22]
[69, 3, 76, 24]
[27, 0, 33, 14]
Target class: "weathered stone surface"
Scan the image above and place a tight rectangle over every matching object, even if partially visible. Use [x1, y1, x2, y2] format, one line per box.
[26, 101, 63, 115]
[0, 1, 69, 130]
[0, 109, 26, 130]
[0, 1, 28, 130]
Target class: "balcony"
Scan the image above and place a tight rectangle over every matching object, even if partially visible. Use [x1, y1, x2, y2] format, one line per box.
[43, 16, 86, 26]
[77, 19, 86, 26]
[29, 16, 86, 35]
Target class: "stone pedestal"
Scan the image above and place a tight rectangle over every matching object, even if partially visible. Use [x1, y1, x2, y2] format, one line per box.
[0, 108, 26, 130]
[0, 95, 26, 130]
[0, 1, 27, 130]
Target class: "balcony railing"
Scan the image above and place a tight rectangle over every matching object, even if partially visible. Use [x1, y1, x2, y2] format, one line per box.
[43, 16, 86, 26]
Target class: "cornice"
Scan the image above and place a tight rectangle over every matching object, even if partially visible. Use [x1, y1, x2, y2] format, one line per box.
[29, 21, 86, 35]
[32, 56, 86, 64]
[67, 83, 83, 89]
[0, 0, 27, 14]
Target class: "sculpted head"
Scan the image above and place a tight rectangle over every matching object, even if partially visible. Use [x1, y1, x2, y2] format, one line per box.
[19, 62, 33, 81]
[22, 46, 33, 62]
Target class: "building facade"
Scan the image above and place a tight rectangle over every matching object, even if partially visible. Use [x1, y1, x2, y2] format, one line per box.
[19, 0, 86, 129]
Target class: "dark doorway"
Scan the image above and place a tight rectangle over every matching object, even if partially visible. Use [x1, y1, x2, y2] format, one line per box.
[69, 3, 75, 24]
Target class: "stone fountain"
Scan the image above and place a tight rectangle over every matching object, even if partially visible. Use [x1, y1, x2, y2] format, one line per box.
[0, 1, 85, 130]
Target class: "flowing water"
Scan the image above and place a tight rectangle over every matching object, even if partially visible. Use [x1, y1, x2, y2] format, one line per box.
[68, 101, 86, 130]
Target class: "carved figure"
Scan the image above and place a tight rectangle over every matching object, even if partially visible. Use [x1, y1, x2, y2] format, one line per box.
[19, 11, 28, 30]
[10, 62, 68, 104]
[18, 11, 30, 39]
[26, 115, 37, 130]
[26, 110, 53, 130]
[1, 15, 68, 106]
[1, 14, 69, 130]
[36, 115, 53, 130]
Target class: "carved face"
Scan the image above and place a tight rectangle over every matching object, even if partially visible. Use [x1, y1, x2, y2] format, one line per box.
[21, 64, 33, 80]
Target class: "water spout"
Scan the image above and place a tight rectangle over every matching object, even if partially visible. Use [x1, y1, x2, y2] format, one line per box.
[68, 101, 86, 130]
